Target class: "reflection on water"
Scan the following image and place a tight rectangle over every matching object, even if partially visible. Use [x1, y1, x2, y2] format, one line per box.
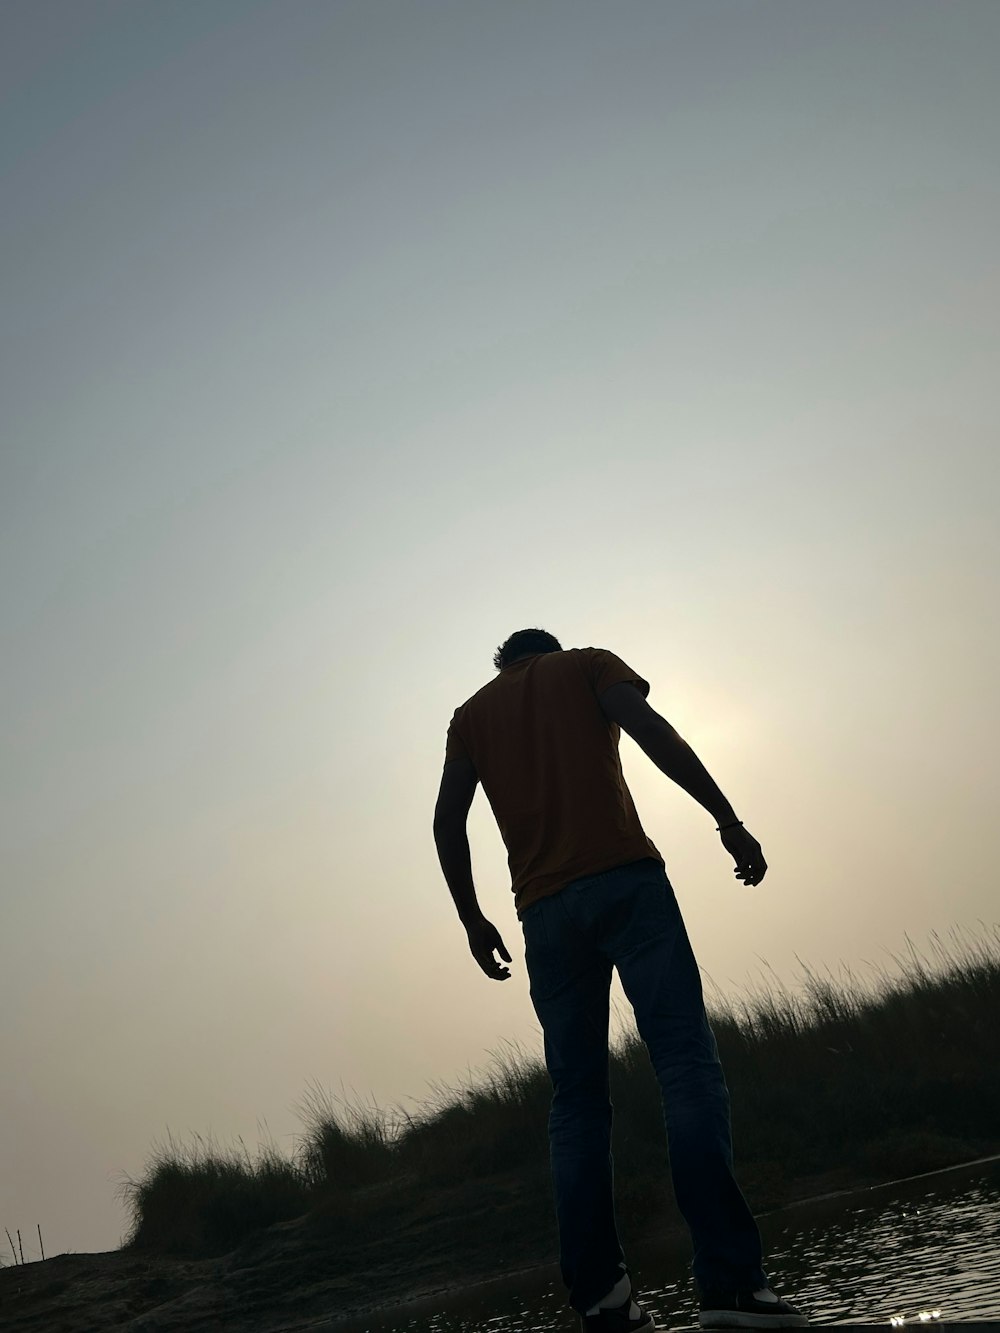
[345, 1158, 1000, 1330]
[759, 1165, 1000, 1326]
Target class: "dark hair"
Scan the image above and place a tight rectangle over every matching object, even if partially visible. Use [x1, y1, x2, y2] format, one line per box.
[493, 627, 563, 671]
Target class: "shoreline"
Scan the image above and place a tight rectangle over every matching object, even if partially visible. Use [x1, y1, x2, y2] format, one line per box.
[282, 1152, 1000, 1331]
[3, 1152, 998, 1332]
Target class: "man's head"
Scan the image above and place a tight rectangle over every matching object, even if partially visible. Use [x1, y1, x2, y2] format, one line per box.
[493, 627, 563, 672]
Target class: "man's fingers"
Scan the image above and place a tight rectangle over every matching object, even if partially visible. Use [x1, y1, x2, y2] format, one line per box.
[725, 830, 767, 887]
[486, 924, 512, 966]
[473, 944, 511, 979]
[734, 861, 765, 886]
[466, 919, 513, 980]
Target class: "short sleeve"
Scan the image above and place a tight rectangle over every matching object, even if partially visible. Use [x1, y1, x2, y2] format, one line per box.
[444, 708, 471, 763]
[580, 647, 651, 700]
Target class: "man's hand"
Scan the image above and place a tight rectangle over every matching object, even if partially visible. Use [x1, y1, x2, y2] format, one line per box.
[720, 823, 767, 886]
[464, 915, 512, 981]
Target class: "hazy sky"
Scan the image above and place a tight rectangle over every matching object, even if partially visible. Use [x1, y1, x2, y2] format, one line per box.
[3, 0, 998, 1258]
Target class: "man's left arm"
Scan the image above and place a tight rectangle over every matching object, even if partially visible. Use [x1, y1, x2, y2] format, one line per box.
[433, 757, 512, 981]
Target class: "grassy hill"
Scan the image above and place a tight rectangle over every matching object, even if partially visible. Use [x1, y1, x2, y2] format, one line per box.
[2, 926, 998, 1331]
[118, 927, 1000, 1259]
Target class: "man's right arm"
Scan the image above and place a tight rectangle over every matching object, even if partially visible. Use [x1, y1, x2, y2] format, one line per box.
[599, 681, 767, 886]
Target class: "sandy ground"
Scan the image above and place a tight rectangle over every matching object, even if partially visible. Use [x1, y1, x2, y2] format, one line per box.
[0, 1173, 562, 1332]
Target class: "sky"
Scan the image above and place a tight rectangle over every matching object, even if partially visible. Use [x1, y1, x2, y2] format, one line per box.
[2, 0, 998, 1259]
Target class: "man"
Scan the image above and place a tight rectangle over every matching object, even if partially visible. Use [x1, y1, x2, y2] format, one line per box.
[433, 628, 807, 1333]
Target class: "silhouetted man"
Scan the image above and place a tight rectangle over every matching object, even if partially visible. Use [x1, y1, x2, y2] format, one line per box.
[433, 628, 807, 1333]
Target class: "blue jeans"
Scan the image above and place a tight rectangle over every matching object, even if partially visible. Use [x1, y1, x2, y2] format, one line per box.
[520, 856, 767, 1313]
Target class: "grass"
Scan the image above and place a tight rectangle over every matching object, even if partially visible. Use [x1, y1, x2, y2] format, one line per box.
[117, 925, 1000, 1259]
[119, 1130, 311, 1257]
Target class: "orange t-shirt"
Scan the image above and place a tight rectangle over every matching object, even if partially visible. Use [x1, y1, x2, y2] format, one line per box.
[444, 647, 664, 915]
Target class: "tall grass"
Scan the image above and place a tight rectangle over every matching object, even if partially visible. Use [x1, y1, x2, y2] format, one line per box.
[120, 1130, 310, 1257]
[708, 926, 1000, 1177]
[393, 1039, 551, 1185]
[118, 926, 1000, 1258]
[295, 1082, 397, 1191]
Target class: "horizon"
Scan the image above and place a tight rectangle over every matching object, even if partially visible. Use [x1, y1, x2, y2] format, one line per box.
[3, 0, 999, 1256]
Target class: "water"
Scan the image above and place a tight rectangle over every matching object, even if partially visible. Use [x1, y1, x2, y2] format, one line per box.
[337, 1156, 1000, 1330]
[755, 1157, 1000, 1326]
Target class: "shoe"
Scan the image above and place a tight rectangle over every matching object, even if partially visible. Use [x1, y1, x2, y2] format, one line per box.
[581, 1289, 656, 1331]
[698, 1288, 808, 1328]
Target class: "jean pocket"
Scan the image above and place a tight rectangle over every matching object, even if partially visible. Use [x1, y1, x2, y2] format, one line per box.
[519, 897, 549, 949]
